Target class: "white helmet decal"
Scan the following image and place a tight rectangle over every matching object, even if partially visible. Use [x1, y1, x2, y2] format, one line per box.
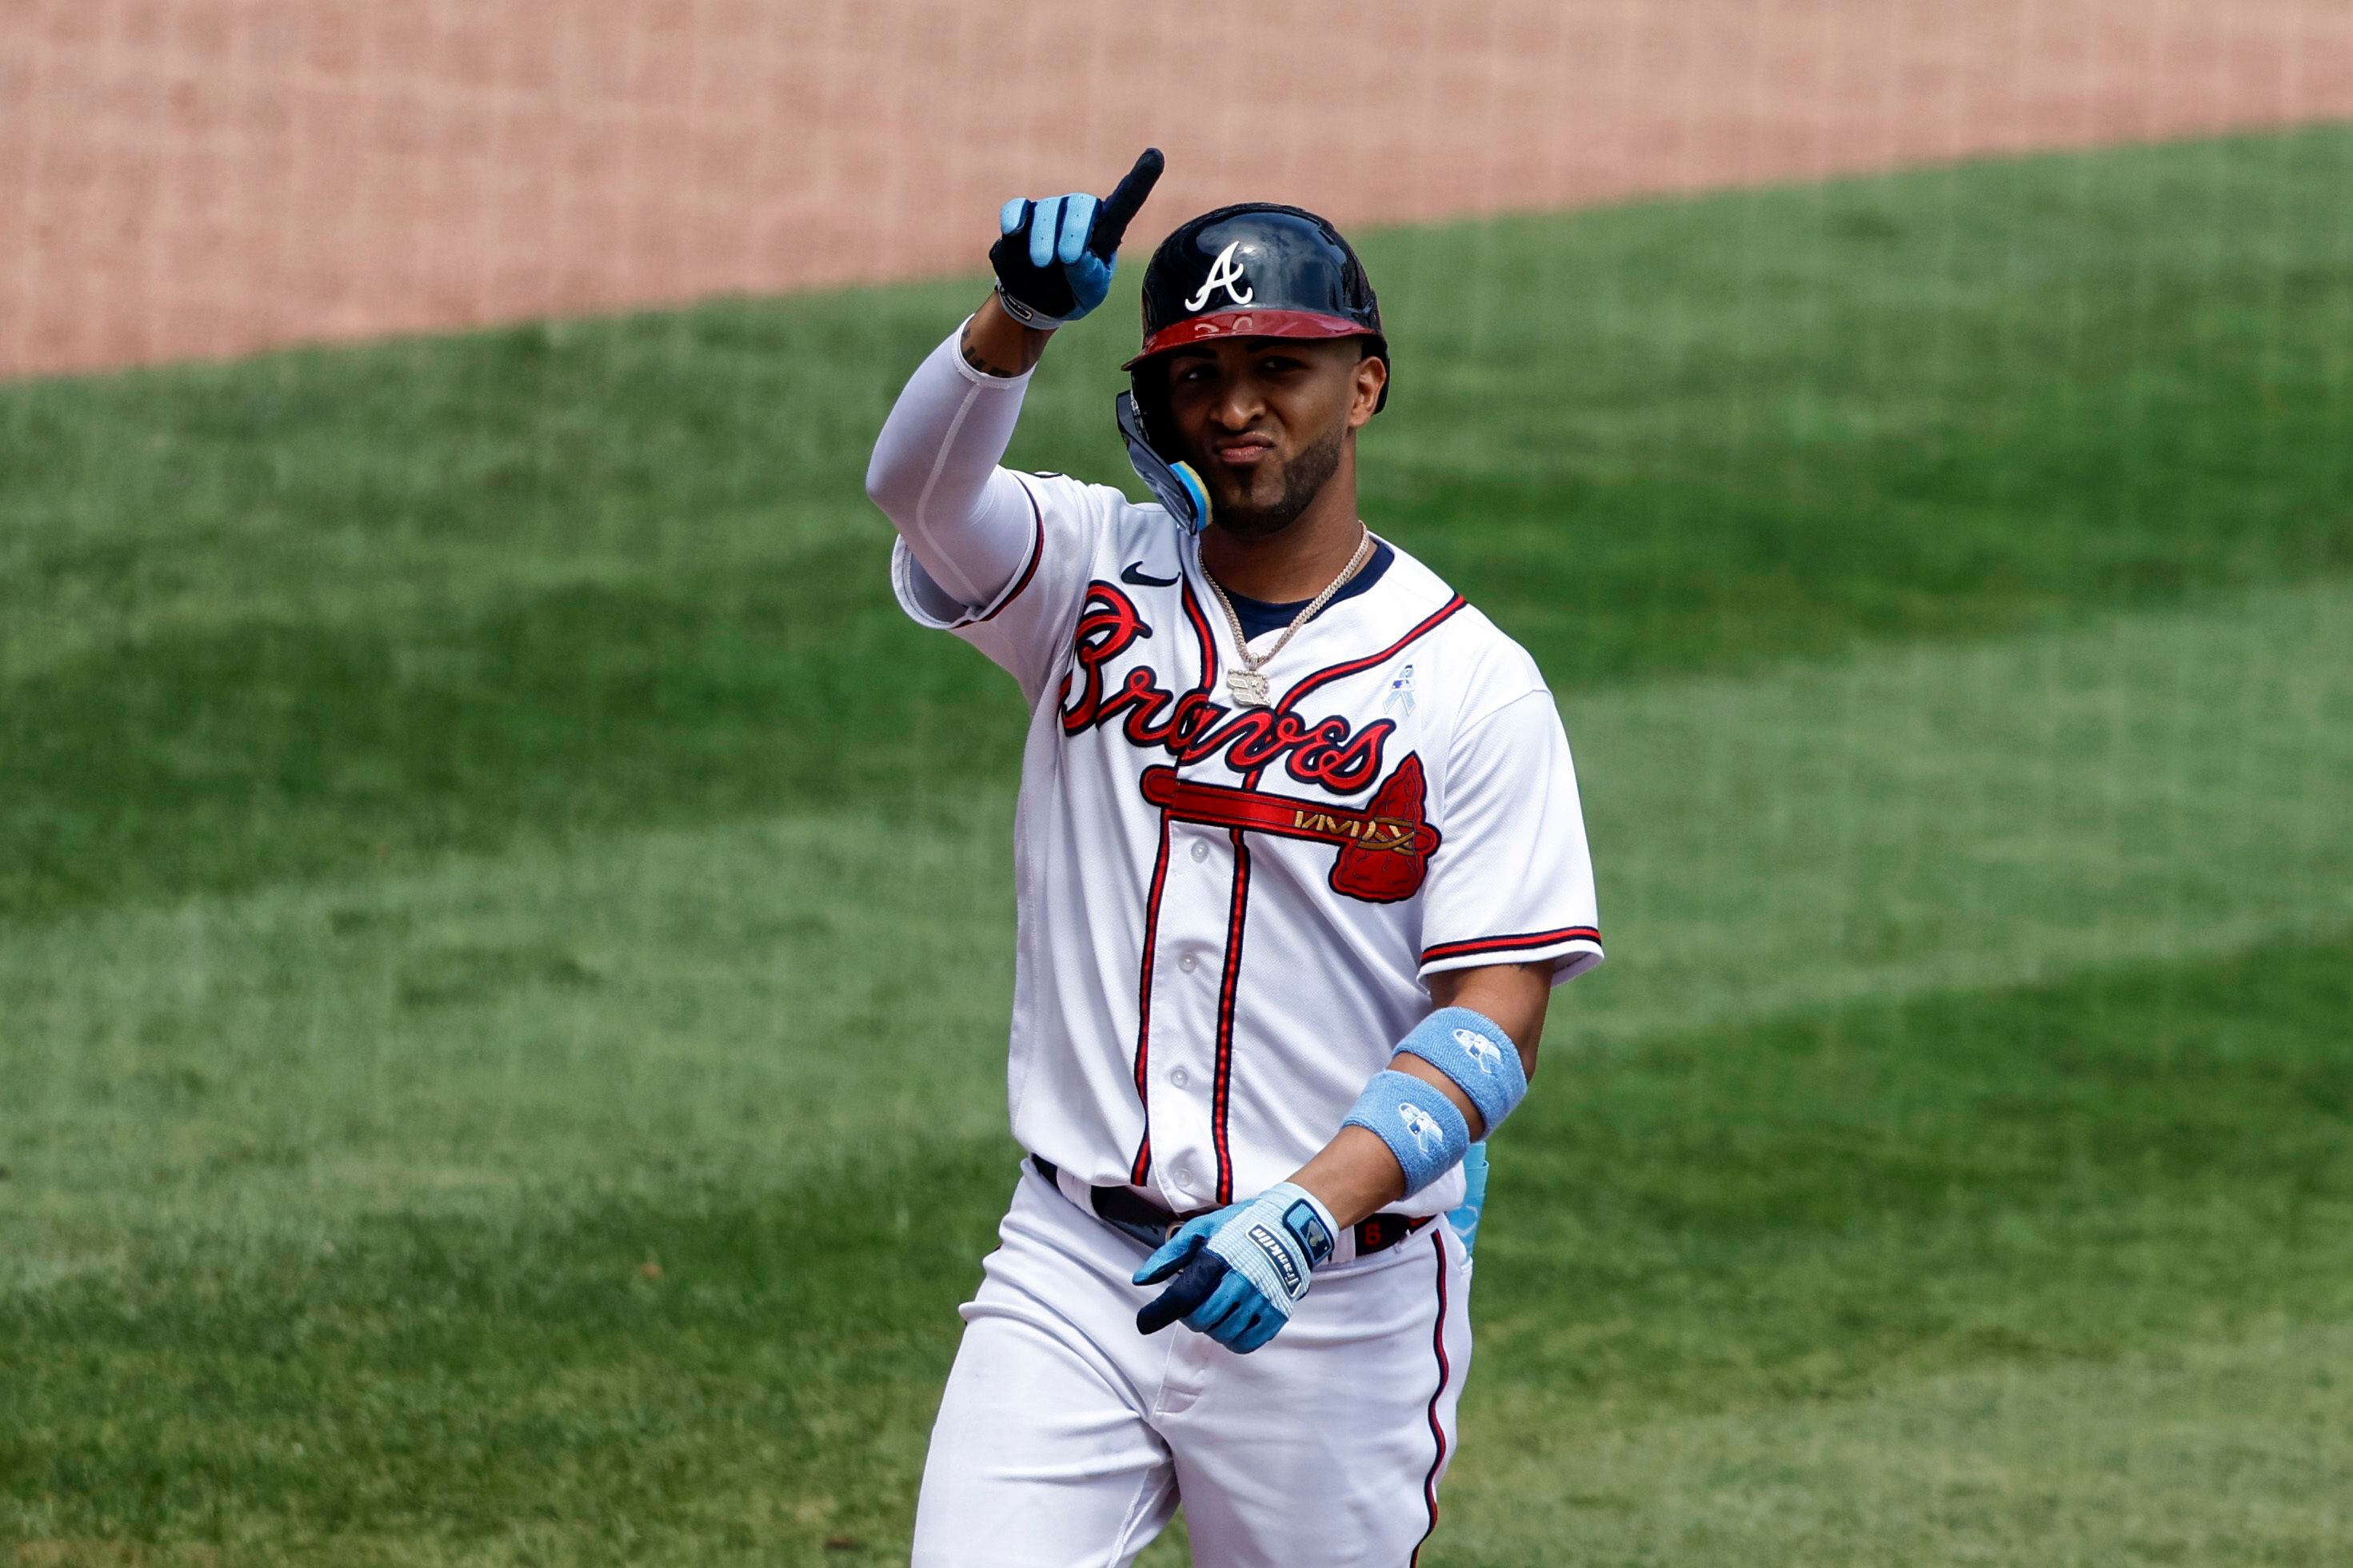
[1182, 241, 1256, 312]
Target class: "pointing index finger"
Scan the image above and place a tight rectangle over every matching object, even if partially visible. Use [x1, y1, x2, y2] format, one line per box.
[1135, 1248, 1224, 1335]
[1088, 147, 1165, 257]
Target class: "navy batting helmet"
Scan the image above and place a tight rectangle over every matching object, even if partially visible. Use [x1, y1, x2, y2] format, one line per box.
[1115, 204, 1388, 534]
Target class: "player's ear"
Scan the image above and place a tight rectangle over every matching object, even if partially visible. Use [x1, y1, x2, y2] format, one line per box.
[1348, 349, 1387, 429]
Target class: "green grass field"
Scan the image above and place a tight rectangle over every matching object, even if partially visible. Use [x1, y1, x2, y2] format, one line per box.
[5, 127, 2351, 1565]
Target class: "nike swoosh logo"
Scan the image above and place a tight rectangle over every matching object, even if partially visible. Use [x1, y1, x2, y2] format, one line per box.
[1121, 562, 1180, 588]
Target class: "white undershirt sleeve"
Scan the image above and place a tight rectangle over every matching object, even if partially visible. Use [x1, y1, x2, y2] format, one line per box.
[864, 319, 1041, 612]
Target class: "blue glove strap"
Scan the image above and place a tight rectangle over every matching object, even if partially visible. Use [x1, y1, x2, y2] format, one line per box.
[1396, 1006, 1528, 1135]
[1448, 1139, 1490, 1255]
[1342, 1070, 1471, 1197]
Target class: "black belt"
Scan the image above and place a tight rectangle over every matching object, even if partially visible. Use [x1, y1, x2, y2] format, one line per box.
[1029, 1155, 1433, 1258]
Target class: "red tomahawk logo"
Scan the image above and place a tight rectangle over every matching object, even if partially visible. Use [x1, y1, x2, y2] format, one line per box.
[1139, 756, 1441, 904]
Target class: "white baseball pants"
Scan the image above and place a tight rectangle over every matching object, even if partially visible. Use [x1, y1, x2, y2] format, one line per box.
[911, 1159, 1473, 1567]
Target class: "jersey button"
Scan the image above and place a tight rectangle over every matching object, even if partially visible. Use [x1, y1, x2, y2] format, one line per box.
[1172, 1166, 1196, 1191]
[1190, 840, 1209, 864]
[1171, 1067, 1189, 1088]
[1177, 954, 1197, 974]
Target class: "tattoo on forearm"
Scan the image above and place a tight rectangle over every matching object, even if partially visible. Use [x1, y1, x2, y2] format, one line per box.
[960, 323, 1025, 378]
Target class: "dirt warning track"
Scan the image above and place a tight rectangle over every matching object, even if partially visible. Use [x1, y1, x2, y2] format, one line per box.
[5, 0, 2349, 380]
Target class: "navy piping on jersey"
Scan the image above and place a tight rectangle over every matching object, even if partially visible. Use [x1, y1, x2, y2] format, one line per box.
[977, 476, 1047, 623]
[1411, 1229, 1452, 1566]
[1421, 925, 1604, 965]
[1209, 826, 1252, 1205]
[1128, 820, 1174, 1187]
[1131, 573, 1223, 1187]
[1219, 540, 1395, 640]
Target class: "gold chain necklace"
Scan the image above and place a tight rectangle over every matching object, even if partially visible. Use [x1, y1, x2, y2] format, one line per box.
[1200, 528, 1374, 709]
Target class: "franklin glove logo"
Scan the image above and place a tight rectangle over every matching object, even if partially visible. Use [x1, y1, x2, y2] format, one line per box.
[1249, 1224, 1308, 1299]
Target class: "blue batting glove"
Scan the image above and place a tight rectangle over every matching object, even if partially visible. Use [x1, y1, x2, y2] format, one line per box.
[1133, 1182, 1338, 1354]
[988, 148, 1163, 329]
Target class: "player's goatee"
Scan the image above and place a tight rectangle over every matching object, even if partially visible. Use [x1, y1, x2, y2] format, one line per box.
[1207, 422, 1346, 539]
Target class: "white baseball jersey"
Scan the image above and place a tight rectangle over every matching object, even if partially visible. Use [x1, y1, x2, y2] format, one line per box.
[888, 435, 1602, 1220]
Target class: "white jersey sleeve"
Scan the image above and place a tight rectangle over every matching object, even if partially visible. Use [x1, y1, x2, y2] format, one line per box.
[886, 469, 1117, 707]
[1418, 685, 1604, 985]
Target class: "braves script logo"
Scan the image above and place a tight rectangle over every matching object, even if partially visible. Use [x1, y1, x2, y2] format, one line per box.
[1183, 240, 1255, 311]
[1059, 583, 1394, 793]
[1060, 582, 1440, 902]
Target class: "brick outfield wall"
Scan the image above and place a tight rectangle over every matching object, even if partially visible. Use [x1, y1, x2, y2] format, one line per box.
[4, 0, 2349, 381]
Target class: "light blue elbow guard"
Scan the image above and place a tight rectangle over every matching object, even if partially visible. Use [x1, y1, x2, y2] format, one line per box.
[1397, 1007, 1528, 1135]
[1342, 1071, 1471, 1198]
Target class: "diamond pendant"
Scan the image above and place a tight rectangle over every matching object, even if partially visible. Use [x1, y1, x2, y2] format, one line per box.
[1227, 669, 1271, 708]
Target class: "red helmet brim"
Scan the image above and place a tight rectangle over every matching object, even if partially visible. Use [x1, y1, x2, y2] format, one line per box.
[1120, 309, 1376, 370]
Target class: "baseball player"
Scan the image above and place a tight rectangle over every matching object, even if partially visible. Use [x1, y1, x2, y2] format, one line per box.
[865, 148, 1601, 1566]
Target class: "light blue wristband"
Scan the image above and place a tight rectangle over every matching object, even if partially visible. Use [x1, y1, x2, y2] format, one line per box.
[1396, 1006, 1528, 1135]
[1342, 1069, 1471, 1197]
